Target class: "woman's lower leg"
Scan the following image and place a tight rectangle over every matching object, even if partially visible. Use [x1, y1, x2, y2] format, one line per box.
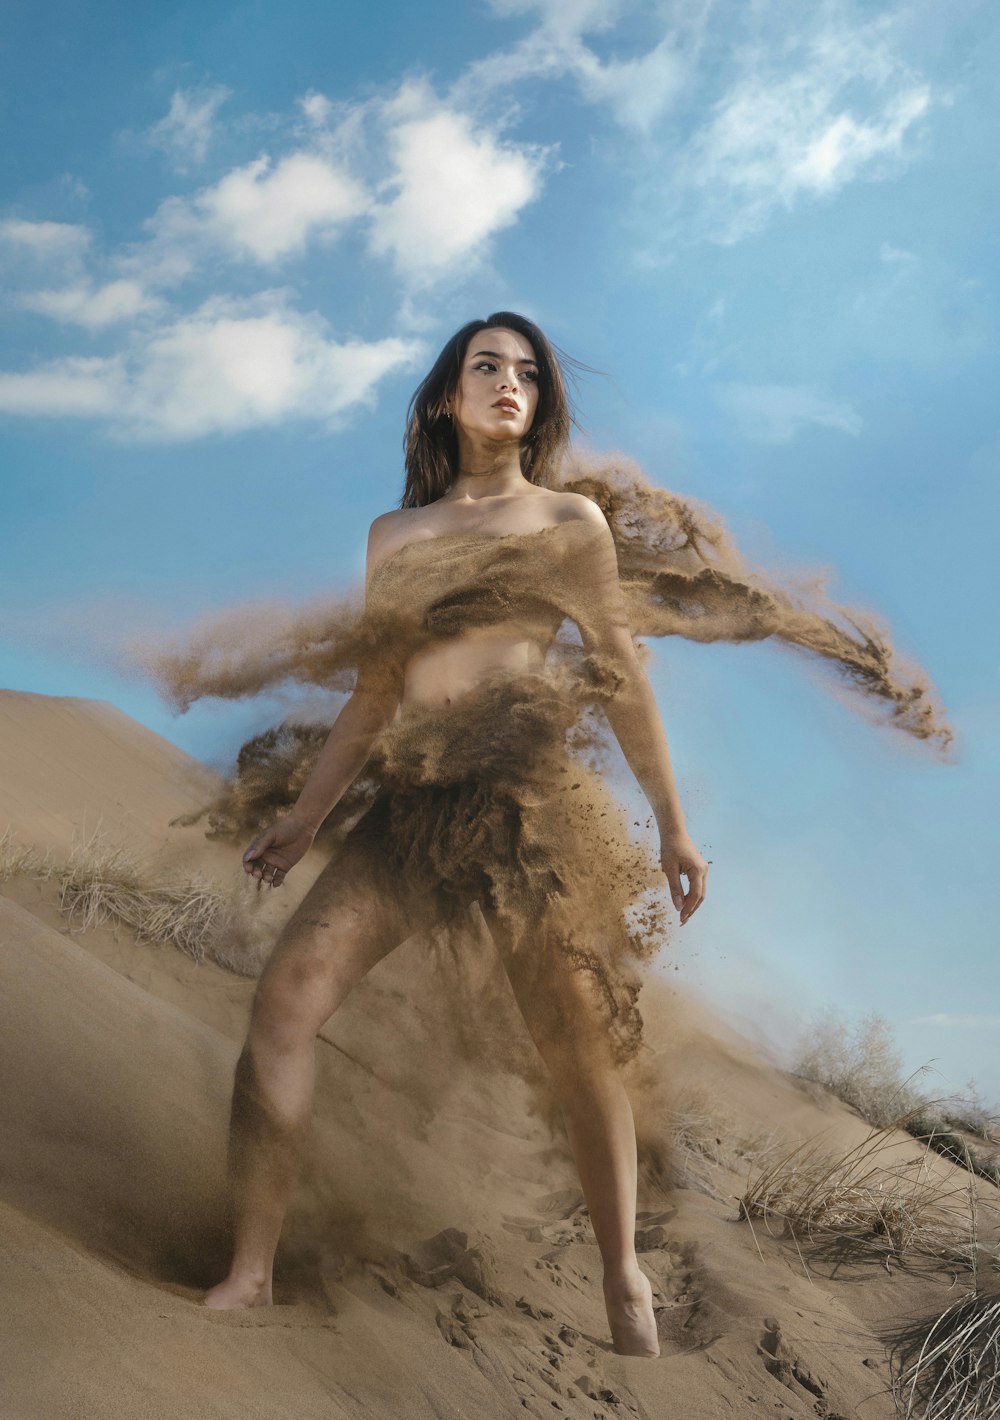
[548, 1059, 659, 1357]
[203, 1020, 317, 1308]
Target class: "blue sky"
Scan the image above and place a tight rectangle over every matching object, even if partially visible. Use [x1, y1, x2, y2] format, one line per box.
[2, 0, 997, 1104]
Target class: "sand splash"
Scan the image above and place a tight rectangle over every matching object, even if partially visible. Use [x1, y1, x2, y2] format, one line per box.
[135, 449, 952, 1091]
[143, 451, 952, 752]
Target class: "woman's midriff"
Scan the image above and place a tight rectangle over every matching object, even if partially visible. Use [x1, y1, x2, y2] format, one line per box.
[400, 625, 552, 708]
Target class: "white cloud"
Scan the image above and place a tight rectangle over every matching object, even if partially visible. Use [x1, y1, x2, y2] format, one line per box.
[0, 355, 125, 417]
[574, 35, 686, 133]
[487, 0, 624, 44]
[880, 241, 916, 264]
[298, 91, 333, 127]
[369, 84, 547, 284]
[145, 150, 369, 268]
[148, 85, 230, 169]
[462, 0, 693, 133]
[685, 20, 932, 243]
[0, 218, 91, 257]
[0, 294, 423, 439]
[18, 279, 161, 328]
[717, 382, 862, 444]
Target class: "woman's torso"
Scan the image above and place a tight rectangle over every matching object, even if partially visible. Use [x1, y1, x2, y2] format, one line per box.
[365, 493, 596, 710]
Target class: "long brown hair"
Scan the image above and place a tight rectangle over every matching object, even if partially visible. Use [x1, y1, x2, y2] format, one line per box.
[401, 311, 578, 509]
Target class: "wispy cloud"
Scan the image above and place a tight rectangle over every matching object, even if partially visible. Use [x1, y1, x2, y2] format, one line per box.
[717, 381, 862, 444]
[847, 243, 989, 368]
[147, 85, 231, 170]
[298, 91, 333, 127]
[0, 293, 423, 439]
[17, 280, 162, 328]
[680, 14, 932, 244]
[461, 2, 933, 244]
[0, 218, 91, 258]
[460, 0, 698, 134]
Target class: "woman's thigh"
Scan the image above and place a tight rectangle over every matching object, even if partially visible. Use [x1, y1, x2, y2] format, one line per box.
[482, 904, 623, 1083]
[253, 829, 434, 1041]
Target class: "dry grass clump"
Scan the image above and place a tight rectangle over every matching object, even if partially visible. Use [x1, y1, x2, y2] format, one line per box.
[56, 825, 269, 976]
[664, 1084, 778, 1199]
[890, 1288, 1000, 1418]
[0, 825, 55, 884]
[739, 1112, 979, 1264]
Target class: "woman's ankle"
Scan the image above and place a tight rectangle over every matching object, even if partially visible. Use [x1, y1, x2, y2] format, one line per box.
[602, 1258, 645, 1295]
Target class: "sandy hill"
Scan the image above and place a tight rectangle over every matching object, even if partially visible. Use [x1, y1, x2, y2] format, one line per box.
[0, 688, 993, 1420]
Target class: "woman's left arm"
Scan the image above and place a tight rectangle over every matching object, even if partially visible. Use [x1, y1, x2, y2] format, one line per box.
[569, 508, 709, 925]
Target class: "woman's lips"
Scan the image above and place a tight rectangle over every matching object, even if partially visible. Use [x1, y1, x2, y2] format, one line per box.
[494, 399, 519, 413]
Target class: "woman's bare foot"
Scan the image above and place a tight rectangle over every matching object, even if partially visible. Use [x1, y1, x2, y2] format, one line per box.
[603, 1267, 660, 1357]
[202, 1272, 273, 1310]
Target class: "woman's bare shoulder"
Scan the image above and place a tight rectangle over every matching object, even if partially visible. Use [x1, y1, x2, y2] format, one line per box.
[546, 492, 615, 560]
[547, 489, 611, 531]
[366, 508, 429, 565]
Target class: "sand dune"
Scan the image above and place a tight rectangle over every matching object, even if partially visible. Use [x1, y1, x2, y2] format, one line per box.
[0, 688, 222, 861]
[0, 688, 990, 1419]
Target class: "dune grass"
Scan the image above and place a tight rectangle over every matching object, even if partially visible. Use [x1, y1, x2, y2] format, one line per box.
[660, 1083, 779, 1200]
[58, 824, 268, 975]
[738, 1108, 986, 1268]
[890, 1288, 1000, 1418]
[1, 823, 268, 976]
[0, 825, 54, 884]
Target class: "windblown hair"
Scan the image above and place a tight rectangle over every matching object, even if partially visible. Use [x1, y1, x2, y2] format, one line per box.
[401, 311, 576, 509]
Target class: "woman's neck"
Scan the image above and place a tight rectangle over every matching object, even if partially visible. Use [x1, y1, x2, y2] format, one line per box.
[445, 434, 529, 502]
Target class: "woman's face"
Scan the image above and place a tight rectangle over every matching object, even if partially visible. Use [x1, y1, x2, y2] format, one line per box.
[448, 326, 540, 445]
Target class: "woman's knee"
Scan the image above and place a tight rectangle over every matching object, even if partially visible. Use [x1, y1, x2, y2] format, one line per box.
[251, 945, 342, 1048]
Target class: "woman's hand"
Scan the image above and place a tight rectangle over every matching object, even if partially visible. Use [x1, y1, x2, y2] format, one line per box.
[659, 827, 710, 925]
[242, 813, 318, 889]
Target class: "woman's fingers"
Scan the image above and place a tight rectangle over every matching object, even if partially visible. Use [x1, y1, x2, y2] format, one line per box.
[243, 827, 276, 876]
[243, 827, 298, 886]
[661, 846, 710, 924]
[665, 870, 684, 913]
[679, 859, 709, 922]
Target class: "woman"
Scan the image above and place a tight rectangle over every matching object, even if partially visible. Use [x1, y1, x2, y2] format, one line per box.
[203, 311, 709, 1357]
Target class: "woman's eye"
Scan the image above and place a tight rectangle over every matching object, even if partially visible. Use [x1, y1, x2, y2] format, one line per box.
[521, 369, 539, 382]
[474, 361, 497, 372]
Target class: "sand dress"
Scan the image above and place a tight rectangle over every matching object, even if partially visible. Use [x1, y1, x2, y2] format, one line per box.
[300, 521, 669, 1067]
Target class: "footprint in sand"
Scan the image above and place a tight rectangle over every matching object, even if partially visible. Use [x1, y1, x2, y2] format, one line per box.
[757, 1316, 851, 1416]
[644, 1242, 725, 1352]
[506, 1189, 595, 1247]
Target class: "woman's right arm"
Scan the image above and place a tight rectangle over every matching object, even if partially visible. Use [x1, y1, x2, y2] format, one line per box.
[244, 519, 402, 882]
[284, 668, 399, 835]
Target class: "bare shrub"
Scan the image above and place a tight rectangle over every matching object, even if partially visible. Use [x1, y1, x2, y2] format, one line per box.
[791, 1008, 922, 1127]
[939, 1082, 999, 1143]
